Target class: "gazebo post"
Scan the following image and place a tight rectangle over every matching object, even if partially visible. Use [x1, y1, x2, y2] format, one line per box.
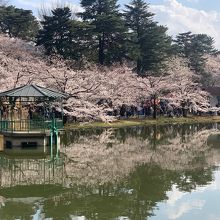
[50, 130, 53, 159]
[0, 99, 2, 120]
[19, 97, 22, 131]
[43, 100, 46, 131]
[10, 99, 13, 132]
[61, 98, 64, 125]
[0, 100, 2, 132]
[55, 129, 59, 159]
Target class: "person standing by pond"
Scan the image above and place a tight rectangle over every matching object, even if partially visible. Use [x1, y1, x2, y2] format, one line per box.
[28, 107, 33, 120]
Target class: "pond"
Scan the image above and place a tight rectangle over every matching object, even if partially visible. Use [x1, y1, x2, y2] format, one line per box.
[0, 123, 220, 219]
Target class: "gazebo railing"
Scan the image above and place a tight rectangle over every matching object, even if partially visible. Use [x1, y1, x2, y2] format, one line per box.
[0, 119, 63, 132]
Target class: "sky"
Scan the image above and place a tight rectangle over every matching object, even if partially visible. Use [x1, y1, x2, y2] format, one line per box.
[9, 0, 220, 48]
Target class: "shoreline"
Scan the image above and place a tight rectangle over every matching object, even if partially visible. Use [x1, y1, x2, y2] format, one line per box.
[65, 116, 220, 130]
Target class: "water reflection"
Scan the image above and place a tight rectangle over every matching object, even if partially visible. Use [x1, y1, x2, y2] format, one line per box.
[62, 123, 219, 186]
[0, 123, 220, 219]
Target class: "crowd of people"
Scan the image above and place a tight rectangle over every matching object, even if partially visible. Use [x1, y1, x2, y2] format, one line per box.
[0, 104, 61, 121]
[0, 98, 216, 123]
[111, 99, 207, 119]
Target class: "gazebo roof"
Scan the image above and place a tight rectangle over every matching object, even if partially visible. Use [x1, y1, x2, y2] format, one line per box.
[0, 84, 68, 99]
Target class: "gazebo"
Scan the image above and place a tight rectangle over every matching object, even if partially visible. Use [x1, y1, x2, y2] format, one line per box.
[0, 84, 68, 157]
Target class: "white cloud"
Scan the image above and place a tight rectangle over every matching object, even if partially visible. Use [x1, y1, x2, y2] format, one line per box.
[150, 0, 220, 49]
[186, 0, 200, 2]
[70, 216, 86, 220]
[16, 0, 83, 13]
[164, 171, 220, 220]
[166, 185, 187, 206]
[167, 199, 205, 219]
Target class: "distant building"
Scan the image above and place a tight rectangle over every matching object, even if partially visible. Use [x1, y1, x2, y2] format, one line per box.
[205, 87, 220, 107]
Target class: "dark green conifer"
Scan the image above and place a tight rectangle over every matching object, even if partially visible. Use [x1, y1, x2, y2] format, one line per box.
[80, 0, 127, 65]
[36, 7, 73, 58]
[124, 0, 171, 75]
[0, 5, 39, 40]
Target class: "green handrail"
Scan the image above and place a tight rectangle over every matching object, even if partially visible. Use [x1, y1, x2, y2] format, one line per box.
[0, 119, 63, 132]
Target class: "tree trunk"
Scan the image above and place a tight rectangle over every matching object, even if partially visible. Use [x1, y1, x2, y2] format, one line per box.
[182, 107, 188, 117]
[137, 58, 143, 75]
[152, 125, 157, 149]
[98, 33, 105, 65]
[153, 98, 157, 119]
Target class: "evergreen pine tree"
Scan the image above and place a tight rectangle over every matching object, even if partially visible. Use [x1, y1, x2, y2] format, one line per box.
[124, 0, 171, 75]
[174, 32, 193, 57]
[37, 7, 73, 58]
[174, 32, 217, 74]
[79, 0, 127, 65]
[0, 5, 39, 40]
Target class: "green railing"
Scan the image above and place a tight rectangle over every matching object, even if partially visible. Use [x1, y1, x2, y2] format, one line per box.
[0, 119, 63, 132]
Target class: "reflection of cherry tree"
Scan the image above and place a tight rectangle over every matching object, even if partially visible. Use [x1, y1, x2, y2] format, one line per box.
[62, 125, 219, 186]
[0, 124, 218, 220]
[152, 129, 215, 171]
[0, 125, 215, 188]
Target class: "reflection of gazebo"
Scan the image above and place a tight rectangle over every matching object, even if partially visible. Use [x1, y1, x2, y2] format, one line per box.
[0, 84, 67, 133]
[0, 84, 68, 157]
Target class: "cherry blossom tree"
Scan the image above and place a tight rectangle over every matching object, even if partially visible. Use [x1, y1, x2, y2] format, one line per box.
[0, 34, 216, 121]
[165, 57, 211, 116]
[137, 74, 171, 118]
[135, 57, 211, 118]
[42, 64, 140, 122]
[205, 54, 220, 86]
[0, 34, 46, 89]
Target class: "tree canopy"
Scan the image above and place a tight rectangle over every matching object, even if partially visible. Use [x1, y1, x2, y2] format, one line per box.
[0, 1, 219, 89]
[124, 0, 172, 75]
[79, 0, 127, 65]
[0, 5, 39, 40]
[174, 32, 217, 75]
[36, 7, 73, 58]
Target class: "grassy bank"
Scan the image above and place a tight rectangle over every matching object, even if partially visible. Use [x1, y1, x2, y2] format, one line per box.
[65, 116, 220, 130]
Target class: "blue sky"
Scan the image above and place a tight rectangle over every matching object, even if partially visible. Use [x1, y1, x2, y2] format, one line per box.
[10, 0, 220, 12]
[148, 0, 220, 11]
[9, 0, 220, 48]
[9, 0, 220, 11]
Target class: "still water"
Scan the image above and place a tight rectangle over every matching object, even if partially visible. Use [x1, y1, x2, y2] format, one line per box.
[0, 123, 220, 219]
